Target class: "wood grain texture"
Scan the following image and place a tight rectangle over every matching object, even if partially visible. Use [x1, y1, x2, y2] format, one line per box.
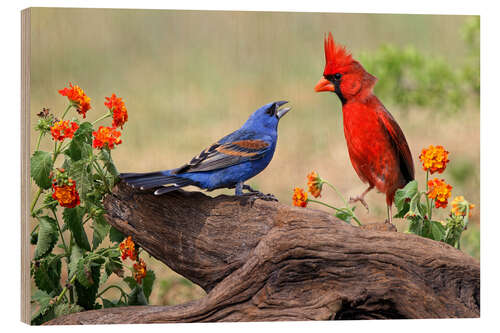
[46, 182, 480, 324]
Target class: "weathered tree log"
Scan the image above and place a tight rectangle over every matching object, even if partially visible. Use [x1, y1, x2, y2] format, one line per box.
[47, 182, 479, 324]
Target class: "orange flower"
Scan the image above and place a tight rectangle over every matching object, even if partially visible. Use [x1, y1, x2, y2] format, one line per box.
[307, 171, 323, 198]
[105, 94, 128, 129]
[427, 178, 453, 209]
[451, 196, 475, 217]
[133, 258, 147, 284]
[119, 236, 137, 261]
[292, 187, 308, 207]
[92, 126, 122, 149]
[52, 178, 80, 208]
[419, 145, 449, 174]
[58, 83, 91, 118]
[50, 120, 79, 141]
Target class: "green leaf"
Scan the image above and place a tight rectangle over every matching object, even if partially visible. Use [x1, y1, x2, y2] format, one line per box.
[31, 151, 53, 189]
[63, 207, 91, 251]
[31, 290, 55, 325]
[34, 216, 59, 259]
[53, 303, 84, 318]
[102, 298, 127, 308]
[65, 140, 92, 162]
[127, 285, 148, 305]
[75, 262, 101, 310]
[109, 226, 125, 243]
[142, 270, 156, 301]
[104, 256, 123, 279]
[68, 159, 93, 200]
[394, 180, 419, 214]
[68, 244, 84, 278]
[31, 289, 52, 309]
[70, 121, 93, 145]
[123, 276, 137, 290]
[407, 217, 423, 236]
[91, 215, 111, 250]
[33, 254, 62, 294]
[429, 221, 446, 241]
[98, 149, 120, 177]
[335, 209, 353, 224]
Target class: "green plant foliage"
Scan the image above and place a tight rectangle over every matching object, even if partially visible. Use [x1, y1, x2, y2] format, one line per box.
[30, 89, 155, 324]
[63, 207, 91, 251]
[33, 216, 59, 260]
[31, 151, 54, 189]
[75, 263, 101, 310]
[359, 19, 479, 114]
[33, 254, 62, 294]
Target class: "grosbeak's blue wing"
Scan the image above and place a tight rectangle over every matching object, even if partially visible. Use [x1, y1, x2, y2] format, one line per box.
[172, 136, 272, 174]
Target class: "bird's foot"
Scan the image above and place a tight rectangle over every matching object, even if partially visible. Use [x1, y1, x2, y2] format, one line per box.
[349, 195, 369, 212]
[240, 191, 279, 205]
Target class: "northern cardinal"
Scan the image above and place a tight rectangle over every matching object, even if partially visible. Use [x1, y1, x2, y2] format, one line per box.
[120, 101, 291, 199]
[315, 33, 414, 223]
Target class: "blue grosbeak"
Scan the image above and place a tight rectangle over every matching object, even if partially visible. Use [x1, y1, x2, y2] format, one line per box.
[120, 101, 291, 199]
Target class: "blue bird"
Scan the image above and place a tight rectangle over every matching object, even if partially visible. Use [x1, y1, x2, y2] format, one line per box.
[119, 101, 291, 199]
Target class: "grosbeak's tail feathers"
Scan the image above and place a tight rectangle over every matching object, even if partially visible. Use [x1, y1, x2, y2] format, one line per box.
[119, 172, 197, 192]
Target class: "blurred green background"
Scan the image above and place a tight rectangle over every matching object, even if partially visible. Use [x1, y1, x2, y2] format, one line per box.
[29, 8, 480, 306]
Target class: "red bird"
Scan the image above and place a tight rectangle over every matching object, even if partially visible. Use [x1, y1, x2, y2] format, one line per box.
[315, 33, 414, 223]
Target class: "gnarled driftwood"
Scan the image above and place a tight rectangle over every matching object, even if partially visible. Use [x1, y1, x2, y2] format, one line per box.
[46, 182, 479, 324]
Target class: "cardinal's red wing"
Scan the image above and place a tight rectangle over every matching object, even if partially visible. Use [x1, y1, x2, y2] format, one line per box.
[376, 107, 415, 184]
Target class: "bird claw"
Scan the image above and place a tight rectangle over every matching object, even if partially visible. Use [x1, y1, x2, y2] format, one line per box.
[240, 191, 279, 204]
[349, 195, 369, 213]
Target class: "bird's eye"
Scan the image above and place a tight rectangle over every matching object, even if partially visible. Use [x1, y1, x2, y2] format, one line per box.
[266, 107, 275, 116]
[334, 73, 342, 80]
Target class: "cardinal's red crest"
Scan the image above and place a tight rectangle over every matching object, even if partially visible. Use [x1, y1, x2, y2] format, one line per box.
[323, 32, 353, 75]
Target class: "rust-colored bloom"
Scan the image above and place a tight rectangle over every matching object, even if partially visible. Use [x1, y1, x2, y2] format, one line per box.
[92, 126, 122, 149]
[133, 258, 147, 284]
[292, 187, 308, 207]
[307, 171, 323, 198]
[419, 145, 449, 174]
[105, 94, 128, 129]
[52, 178, 80, 208]
[119, 236, 137, 261]
[427, 178, 453, 209]
[451, 196, 475, 217]
[58, 83, 91, 118]
[50, 120, 79, 141]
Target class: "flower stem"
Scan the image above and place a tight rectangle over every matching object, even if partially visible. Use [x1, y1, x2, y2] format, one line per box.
[51, 208, 69, 257]
[92, 112, 111, 126]
[55, 274, 77, 304]
[308, 199, 362, 226]
[30, 188, 44, 215]
[323, 181, 349, 207]
[61, 104, 72, 120]
[425, 170, 432, 221]
[93, 159, 112, 193]
[96, 284, 128, 299]
[35, 132, 43, 151]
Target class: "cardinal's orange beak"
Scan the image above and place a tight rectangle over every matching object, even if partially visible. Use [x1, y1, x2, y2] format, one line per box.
[315, 77, 335, 92]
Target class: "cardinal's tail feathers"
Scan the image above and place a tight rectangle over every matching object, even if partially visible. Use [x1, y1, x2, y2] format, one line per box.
[119, 170, 196, 194]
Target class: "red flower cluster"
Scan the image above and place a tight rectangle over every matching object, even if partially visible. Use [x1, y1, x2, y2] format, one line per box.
[119, 236, 137, 261]
[292, 187, 308, 207]
[427, 178, 453, 209]
[58, 83, 91, 118]
[133, 259, 147, 284]
[52, 178, 81, 208]
[307, 171, 322, 198]
[92, 126, 122, 150]
[105, 94, 128, 129]
[50, 120, 79, 141]
[419, 145, 450, 174]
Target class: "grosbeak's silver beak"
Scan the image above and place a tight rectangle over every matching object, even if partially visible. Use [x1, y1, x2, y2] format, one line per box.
[275, 101, 291, 119]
